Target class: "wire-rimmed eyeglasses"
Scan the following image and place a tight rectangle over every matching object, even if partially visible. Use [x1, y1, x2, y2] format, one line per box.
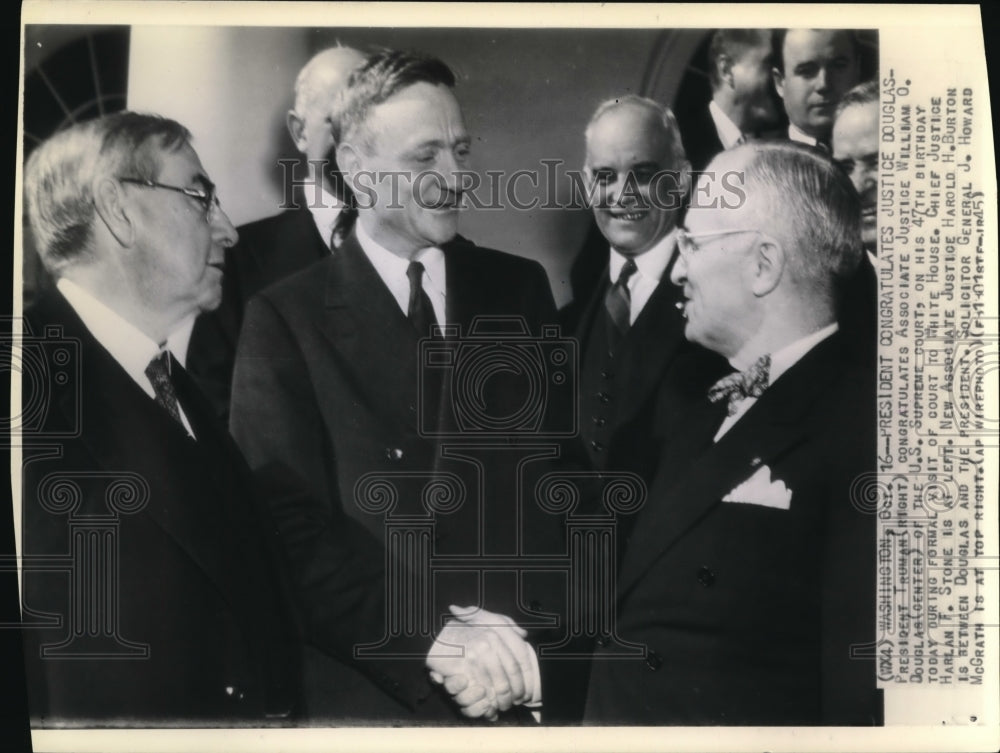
[118, 177, 221, 219]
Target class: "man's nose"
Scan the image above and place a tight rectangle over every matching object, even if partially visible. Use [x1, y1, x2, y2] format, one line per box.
[815, 66, 830, 92]
[669, 248, 688, 286]
[212, 206, 239, 249]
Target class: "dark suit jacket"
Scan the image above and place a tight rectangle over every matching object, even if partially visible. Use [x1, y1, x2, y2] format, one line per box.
[584, 333, 881, 725]
[838, 251, 878, 367]
[187, 205, 330, 425]
[20, 290, 300, 725]
[573, 251, 728, 486]
[676, 101, 725, 174]
[230, 232, 565, 722]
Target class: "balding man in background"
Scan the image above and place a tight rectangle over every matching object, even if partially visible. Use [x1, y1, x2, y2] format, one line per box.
[187, 45, 365, 423]
[574, 95, 725, 495]
[678, 29, 782, 172]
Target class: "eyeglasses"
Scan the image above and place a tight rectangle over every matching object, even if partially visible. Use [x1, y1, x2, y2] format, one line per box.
[676, 227, 762, 257]
[118, 177, 221, 219]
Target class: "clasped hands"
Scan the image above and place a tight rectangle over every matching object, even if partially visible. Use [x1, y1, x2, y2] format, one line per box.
[426, 605, 540, 721]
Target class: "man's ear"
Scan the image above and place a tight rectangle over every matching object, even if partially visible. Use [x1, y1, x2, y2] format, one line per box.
[717, 54, 734, 89]
[751, 235, 784, 296]
[287, 110, 307, 152]
[772, 67, 785, 101]
[336, 142, 363, 190]
[92, 177, 134, 247]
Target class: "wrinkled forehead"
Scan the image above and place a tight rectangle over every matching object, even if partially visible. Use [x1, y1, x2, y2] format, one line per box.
[153, 141, 208, 184]
[365, 82, 466, 145]
[585, 108, 672, 167]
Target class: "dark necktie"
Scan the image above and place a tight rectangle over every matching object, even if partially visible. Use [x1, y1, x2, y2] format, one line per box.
[605, 258, 638, 341]
[406, 260, 436, 337]
[330, 205, 358, 248]
[707, 354, 771, 416]
[145, 350, 183, 426]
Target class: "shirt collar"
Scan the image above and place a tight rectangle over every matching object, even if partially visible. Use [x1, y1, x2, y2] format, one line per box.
[709, 100, 744, 150]
[306, 185, 344, 250]
[56, 277, 192, 375]
[788, 123, 818, 147]
[609, 227, 677, 284]
[355, 218, 446, 293]
[730, 322, 839, 383]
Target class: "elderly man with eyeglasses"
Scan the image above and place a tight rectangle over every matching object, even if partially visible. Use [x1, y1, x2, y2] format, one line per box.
[19, 111, 420, 726]
[583, 141, 881, 726]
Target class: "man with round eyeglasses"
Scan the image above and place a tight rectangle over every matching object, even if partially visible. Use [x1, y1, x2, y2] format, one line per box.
[19, 111, 399, 725]
[585, 141, 881, 726]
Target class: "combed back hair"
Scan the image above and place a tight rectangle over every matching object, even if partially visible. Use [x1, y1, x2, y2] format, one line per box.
[708, 29, 774, 89]
[584, 95, 688, 170]
[736, 141, 862, 296]
[332, 49, 457, 150]
[24, 112, 191, 274]
[292, 45, 362, 117]
[835, 78, 879, 118]
[772, 28, 860, 73]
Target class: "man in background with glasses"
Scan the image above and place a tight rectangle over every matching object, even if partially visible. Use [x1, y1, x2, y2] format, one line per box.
[584, 141, 881, 725]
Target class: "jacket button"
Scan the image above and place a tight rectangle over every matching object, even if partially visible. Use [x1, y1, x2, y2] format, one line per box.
[596, 636, 609, 648]
[600, 370, 614, 380]
[385, 447, 404, 461]
[597, 392, 612, 404]
[591, 441, 604, 452]
[606, 350, 615, 359]
[592, 416, 606, 427]
[697, 566, 716, 587]
[645, 651, 662, 671]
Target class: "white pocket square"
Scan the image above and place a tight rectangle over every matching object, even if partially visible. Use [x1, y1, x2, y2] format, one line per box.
[722, 464, 792, 510]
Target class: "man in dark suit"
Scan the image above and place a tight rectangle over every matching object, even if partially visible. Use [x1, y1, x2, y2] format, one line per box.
[20, 111, 495, 727]
[231, 50, 561, 723]
[678, 29, 782, 172]
[573, 95, 725, 490]
[18, 112, 302, 724]
[584, 142, 881, 725]
[186, 46, 365, 423]
[833, 79, 880, 365]
[773, 29, 861, 149]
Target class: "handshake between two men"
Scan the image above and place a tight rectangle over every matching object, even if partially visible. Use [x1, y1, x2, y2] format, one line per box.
[426, 605, 542, 721]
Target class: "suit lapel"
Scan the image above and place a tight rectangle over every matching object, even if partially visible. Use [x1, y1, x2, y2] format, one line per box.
[322, 233, 425, 431]
[617, 335, 848, 596]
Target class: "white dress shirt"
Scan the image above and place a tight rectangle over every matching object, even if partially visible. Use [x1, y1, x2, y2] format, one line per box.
[355, 219, 447, 326]
[608, 228, 677, 325]
[709, 100, 745, 150]
[788, 123, 819, 147]
[307, 185, 345, 251]
[57, 278, 197, 438]
[714, 322, 839, 441]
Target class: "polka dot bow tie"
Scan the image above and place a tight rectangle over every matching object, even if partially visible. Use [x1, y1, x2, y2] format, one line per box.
[707, 354, 772, 416]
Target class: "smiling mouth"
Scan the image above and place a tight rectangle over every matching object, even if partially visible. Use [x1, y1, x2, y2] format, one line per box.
[606, 209, 648, 222]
